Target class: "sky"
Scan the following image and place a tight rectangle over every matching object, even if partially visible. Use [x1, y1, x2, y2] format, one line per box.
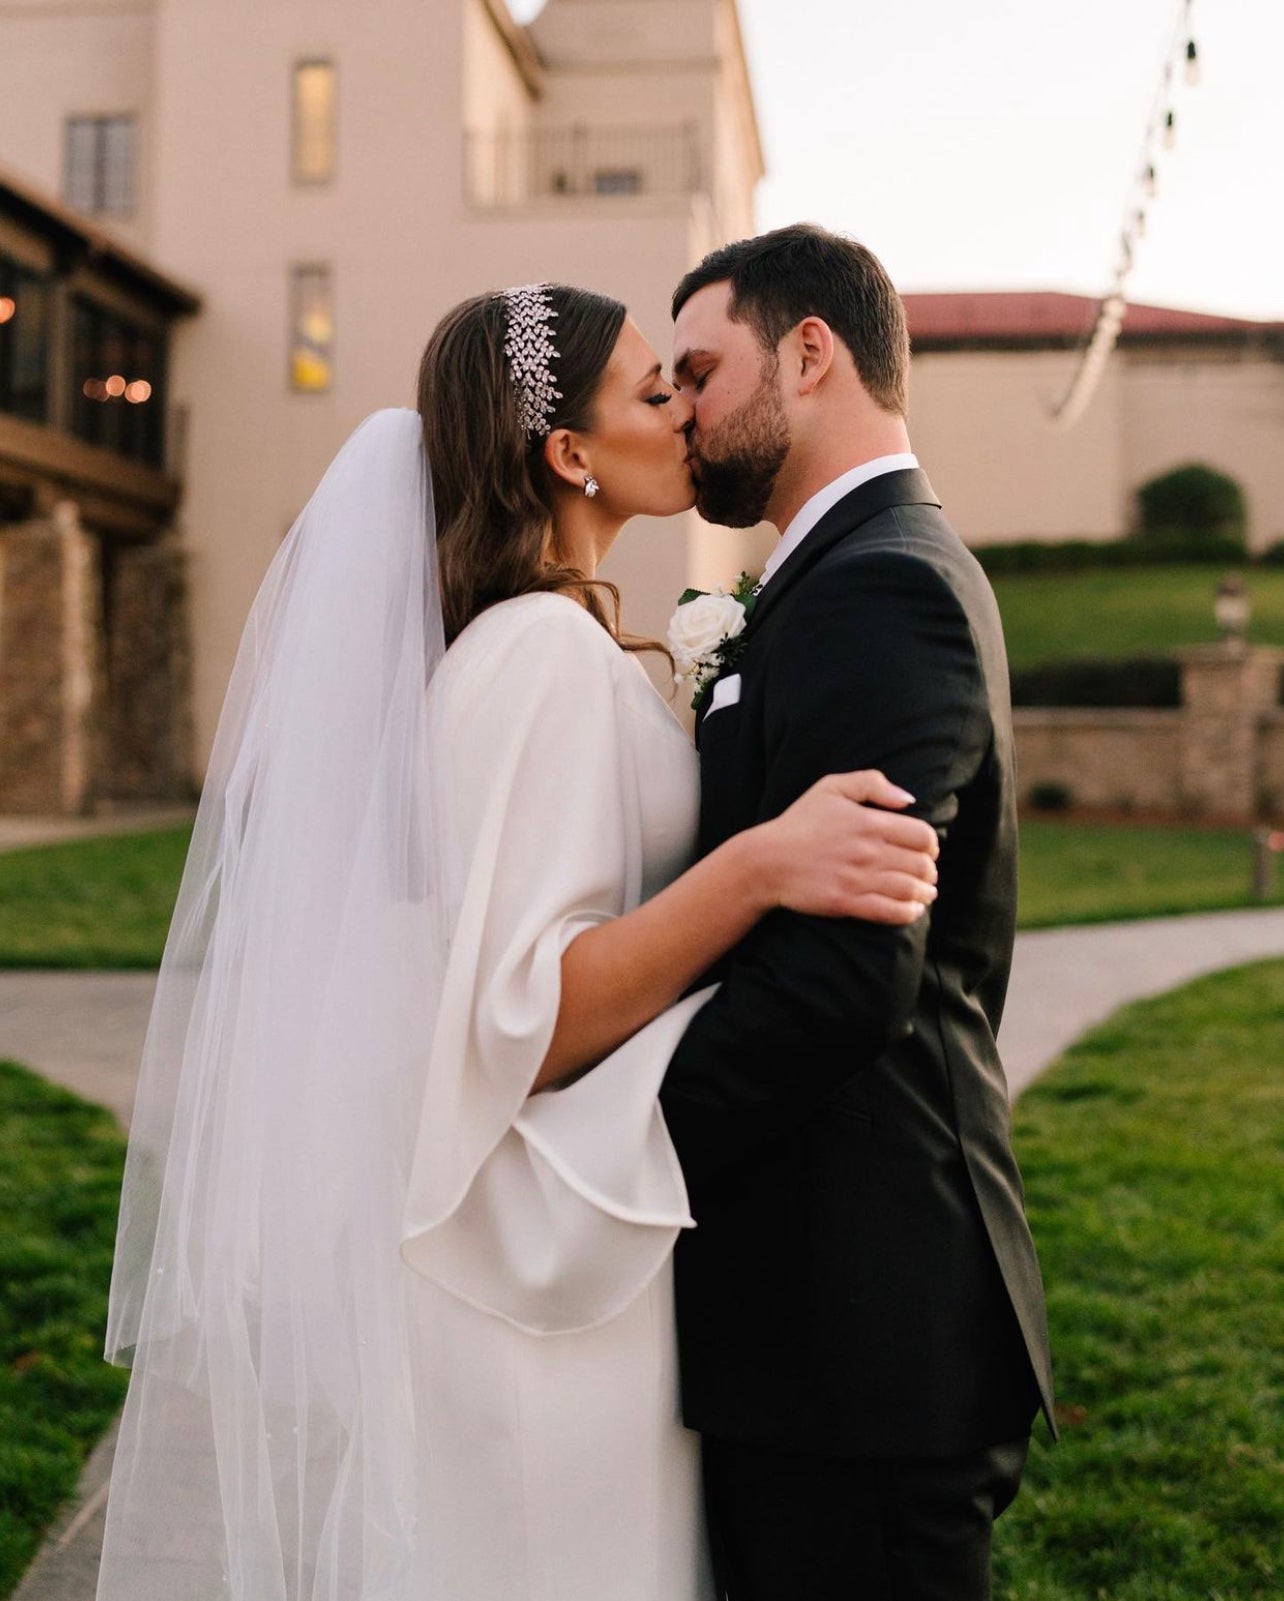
[511, 0, 1282, 322]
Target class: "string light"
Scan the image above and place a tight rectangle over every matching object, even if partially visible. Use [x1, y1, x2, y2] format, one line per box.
[1050, 1, 1200, 428]
[81, 376, 154, 404]
[0, 297, 15, 324]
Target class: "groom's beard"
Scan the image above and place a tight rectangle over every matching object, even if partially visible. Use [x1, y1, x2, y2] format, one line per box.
[689, 362, 790, 529]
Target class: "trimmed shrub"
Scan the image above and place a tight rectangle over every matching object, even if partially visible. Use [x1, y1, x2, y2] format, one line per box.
[974, 532, 1248, 576]
[1134, 463, 1247, 550]
[1010, 655, 1182, 708]
[1028, 781, 1073, 811]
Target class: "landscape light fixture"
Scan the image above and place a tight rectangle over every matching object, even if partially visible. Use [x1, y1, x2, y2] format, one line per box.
[1213, 575, 1251, 641]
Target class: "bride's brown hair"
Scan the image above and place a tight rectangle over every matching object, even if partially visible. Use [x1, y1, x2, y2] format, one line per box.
[418, 285, 652, 650]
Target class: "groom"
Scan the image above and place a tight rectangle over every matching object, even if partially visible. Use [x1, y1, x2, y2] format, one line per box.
[660, 224, 1055, 1600]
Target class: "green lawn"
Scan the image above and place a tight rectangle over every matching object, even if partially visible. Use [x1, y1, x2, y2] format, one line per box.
[0, 819, 1280, 969]
[0, 1061, 129, 1598]
[995, 959, 1284, 1599]
[992, 564, 1284, 671]
[1, 963, 1280, 1599]
[1018, 819, 1284, 929]
[0, 827, 193, 969]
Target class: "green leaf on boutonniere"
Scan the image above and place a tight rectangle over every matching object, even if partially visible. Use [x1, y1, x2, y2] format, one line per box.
[677, 587, 706, 607]
[730, 571, 759, 617]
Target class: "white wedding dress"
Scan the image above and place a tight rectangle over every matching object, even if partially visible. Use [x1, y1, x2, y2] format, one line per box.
[397, 591, 716, 1601]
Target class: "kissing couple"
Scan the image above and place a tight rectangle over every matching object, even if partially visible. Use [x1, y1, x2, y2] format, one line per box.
[96, 224, 1053, 1601]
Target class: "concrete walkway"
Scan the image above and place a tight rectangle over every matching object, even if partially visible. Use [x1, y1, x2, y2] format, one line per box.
[1002, 905, 1284, 1094]
[4, 903, 1284, 1600]
[0, 807, 196, 855]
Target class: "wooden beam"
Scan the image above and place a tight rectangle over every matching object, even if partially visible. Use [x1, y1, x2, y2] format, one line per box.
[0, 413, 180, 519]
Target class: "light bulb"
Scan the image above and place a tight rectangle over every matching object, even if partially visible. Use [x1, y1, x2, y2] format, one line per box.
[1164, 110, 1176, 149]
[1185, 39, 1200, 87]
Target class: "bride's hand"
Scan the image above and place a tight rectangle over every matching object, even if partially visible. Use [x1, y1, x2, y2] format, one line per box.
[754, 771, 940, 924]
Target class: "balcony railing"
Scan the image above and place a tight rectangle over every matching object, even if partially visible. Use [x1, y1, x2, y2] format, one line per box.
[465, 123, 703, 208]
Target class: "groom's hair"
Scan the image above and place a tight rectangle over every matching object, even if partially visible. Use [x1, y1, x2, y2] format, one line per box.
[672, 224, 909, 416]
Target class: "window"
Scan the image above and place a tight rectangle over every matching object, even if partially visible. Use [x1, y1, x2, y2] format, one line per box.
[293, 61, 338, 183]
[0, 252, 51, 424]
[290, 265, 333, 392]
[65, 115, 137, 216]
[593, 169, 643, 196]
[70, 297, 165, 466]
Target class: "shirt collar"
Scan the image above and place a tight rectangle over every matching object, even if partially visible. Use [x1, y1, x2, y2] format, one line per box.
[758, 453, 919, 590]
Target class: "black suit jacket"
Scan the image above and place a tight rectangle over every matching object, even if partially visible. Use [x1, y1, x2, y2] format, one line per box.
[660, 469, 1055, 1458]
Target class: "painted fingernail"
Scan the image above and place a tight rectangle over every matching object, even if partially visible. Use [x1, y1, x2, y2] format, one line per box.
[890, 786, 916, 803]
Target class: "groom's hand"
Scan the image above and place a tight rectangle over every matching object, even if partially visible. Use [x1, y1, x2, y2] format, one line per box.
[760, 770, 939, 925]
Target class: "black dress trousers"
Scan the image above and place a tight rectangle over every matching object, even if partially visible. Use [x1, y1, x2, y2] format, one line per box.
[701, 1432, 1031, 1601]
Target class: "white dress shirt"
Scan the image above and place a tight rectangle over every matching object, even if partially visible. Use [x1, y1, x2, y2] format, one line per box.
[757, 453, 919, 590]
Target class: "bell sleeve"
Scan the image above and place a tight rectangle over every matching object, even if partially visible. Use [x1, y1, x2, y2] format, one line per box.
[399, 596, 709, 1333]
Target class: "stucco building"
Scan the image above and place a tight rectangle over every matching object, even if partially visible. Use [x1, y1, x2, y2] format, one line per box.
[0, 0, 765, 809]
[903, 292, 1284, 552]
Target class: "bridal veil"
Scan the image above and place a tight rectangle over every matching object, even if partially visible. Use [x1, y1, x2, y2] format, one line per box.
[96, 409, 701, 1601]
[99, 409, 449, 1598]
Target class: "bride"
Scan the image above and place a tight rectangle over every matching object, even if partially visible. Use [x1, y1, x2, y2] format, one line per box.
[95, 283, 939, 1600]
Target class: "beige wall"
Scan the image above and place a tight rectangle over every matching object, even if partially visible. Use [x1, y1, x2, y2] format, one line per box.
[0, 0, 763, 770]
[463, 0, 534, 133]
[153, 0, 761, 766]
[149, 0, 470, 767]
[711, 0, 762, 242]
[1120, 351, 1284, 552]
[463, 0, 536, 203]
[528, 0, 761, 244]
[0, 0, 156, 252]
[908, 343, 1284, 551]
[908, 350, 1124, 544]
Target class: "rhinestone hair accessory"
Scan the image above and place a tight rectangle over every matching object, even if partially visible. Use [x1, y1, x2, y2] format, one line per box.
[501, 283, 564, 437]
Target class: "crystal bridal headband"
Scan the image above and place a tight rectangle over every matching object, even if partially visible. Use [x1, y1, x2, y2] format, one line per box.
[501, 283, 564, 437]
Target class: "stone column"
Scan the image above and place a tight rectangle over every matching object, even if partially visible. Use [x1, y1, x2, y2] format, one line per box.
[0, 506, 103, 815]
[103, 540, 195, 802]
[1177, 642, 1284, 821]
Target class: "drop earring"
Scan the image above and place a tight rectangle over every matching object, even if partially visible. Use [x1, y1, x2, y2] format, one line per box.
[584, 476, 600, 499]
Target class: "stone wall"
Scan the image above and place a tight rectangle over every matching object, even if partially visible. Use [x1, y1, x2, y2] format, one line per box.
[0, 510, 193, 815]
[103, 542, 194, 803]
[1013, 643, 1284, 822]
[0, 511, 102, 814]
[1013, 710, 1183, 812]
[1258, 713, 1284, 816]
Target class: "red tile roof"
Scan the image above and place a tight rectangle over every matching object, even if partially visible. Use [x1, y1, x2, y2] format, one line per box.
[902, 291, 1282, 346]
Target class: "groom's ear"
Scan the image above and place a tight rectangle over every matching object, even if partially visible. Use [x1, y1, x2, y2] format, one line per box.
[792, 316, 836, 397]
[542, 427, 591, 490]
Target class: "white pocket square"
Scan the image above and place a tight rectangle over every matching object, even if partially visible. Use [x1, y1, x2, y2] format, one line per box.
[704, 674, 742, 718]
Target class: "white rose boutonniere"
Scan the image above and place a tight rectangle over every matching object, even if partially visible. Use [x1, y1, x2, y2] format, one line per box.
[666, 571, 759, 712]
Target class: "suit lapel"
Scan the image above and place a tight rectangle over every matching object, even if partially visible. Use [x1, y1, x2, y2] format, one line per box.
[748, 468, 942, 634]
